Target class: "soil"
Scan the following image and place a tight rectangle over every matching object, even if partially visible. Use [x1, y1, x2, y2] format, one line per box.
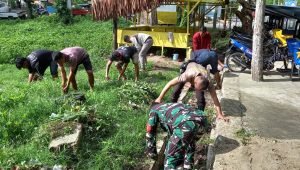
[214, 136, 300, 170]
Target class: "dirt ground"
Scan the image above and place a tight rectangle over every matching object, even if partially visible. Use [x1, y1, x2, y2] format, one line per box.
[214, 136, 300, 170]
[214, 67, 300, 170]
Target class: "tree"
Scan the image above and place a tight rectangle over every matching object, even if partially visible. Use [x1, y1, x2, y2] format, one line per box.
[252, 0, 265, 81]
[235, 0, 254, 33]
[24, 0, 33, 19]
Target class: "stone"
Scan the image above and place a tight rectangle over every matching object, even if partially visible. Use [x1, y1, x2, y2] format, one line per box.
[49, 123, 82, 151]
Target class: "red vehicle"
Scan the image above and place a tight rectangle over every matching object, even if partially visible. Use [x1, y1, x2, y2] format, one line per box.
[72, 4, 91, 16]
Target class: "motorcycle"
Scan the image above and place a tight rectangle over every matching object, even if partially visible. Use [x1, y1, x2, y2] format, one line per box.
[225, 31, 286, 72]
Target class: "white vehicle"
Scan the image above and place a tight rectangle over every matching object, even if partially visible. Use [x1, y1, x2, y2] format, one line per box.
[0, 2, 26, 19]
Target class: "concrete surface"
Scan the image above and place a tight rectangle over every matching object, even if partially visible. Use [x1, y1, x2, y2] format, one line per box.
[209, 67, 300, 170]
[49, 123, 82, 150]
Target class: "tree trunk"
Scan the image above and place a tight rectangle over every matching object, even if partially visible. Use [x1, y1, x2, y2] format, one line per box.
[25, 0, 33, 19]
[251, 0, 265, 81]
[223, 5, 228, 29]
[113, 18, 118, 50]
[213, 7, 218, 29]
[67, 0, 72, 10]
[235, 0, 254, 33]
[150, 9, 158, 26]
[200, 5, 205, 28]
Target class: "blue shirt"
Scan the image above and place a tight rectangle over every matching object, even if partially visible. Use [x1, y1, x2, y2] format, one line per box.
[191, 49, 219, 74]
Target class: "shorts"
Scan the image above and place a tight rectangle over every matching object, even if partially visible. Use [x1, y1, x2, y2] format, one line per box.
[36, 60, 58, 76]
[74, 54, 93, 74]
[115, 53, 139, 67]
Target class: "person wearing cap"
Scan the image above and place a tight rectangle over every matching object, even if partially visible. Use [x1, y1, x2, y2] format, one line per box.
[191, 49, 223, 89]
[53, 46, 94, 93]
[154, 62, 228, 121]
[192, 27, 211, 51]
[146, 102, 210, 169]
[105, 46, 139, 81]
[124, 33, 153, 71]
[15, 50, 58, 83]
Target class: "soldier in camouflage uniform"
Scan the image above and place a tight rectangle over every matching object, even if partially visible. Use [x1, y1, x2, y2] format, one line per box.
[146, 102, 210, 170]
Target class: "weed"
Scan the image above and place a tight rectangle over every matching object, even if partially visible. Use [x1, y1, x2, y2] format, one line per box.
[235, 128, 252, 145]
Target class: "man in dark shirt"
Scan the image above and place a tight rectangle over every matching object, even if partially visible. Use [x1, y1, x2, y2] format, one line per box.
[191, 49, 222, 89]
[15, 50, 58, 83]
[105, 46, 139, 81]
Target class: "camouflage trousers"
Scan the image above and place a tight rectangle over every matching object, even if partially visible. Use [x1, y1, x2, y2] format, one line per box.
[164, 120, 199, 170]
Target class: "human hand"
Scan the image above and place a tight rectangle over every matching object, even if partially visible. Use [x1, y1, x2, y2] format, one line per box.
[215, 84, 222, 90]
[63, 85, 69, 93]
[217, 112, 229, 122]
[146, 152, 158, 160]
[154, 98, 162, 103]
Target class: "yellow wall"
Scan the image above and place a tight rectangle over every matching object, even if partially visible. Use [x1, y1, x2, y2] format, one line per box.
[157, 11, 177, 25]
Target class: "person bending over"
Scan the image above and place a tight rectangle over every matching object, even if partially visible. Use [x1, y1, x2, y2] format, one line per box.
[155, 62, 228, 121]
[105, 46, 139, 81]
[15, 50, 58, 82]
[124, 33, 153, 71]
[53, 46, 94, 93]
[146, 102, 210, 169]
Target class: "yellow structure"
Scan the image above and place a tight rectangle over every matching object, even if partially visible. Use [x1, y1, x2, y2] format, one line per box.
[157, 11, 177, 25]
[272, 29, 293, 47]
[117, 0, 228, 59]
[118, 26, 196, 58]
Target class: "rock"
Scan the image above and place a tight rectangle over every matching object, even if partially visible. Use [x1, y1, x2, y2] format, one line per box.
[49, 123, 82, 151]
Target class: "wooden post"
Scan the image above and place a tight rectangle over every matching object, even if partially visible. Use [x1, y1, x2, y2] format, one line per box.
[187, 0, 190, 34]
[251, 0, 265, 81]
[223, 5, 228, 30]
[113, 17, 118, 50]
[213, 6, 218, 29]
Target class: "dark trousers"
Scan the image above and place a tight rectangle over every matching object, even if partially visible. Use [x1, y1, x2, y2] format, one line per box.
[171, 82, 206, 111]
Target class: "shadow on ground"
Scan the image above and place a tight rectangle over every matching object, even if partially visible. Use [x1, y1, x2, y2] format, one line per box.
[221, 98, 247, 117]
[214, 135, 240, 155]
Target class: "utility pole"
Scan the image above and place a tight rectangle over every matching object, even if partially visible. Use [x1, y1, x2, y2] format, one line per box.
[251, 0, 265, 81]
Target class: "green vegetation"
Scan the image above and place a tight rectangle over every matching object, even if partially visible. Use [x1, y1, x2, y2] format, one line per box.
[0, 16, 177, 169]
[0, 15, 227, 168]
[235, 128, 253, 145]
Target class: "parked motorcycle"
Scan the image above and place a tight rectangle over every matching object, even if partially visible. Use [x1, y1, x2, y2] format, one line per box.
[225, 30, 287, 72]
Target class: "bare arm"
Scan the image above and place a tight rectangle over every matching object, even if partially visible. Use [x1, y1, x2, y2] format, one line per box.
[58, 62, 67, 88]
[155, 77, 180, 103]
[63, 68, 75, 93]
[28, 73, 34, 83]
[214, 72, 221, 89]
[105, 60, 113, 80]
[134, 63, 139, 81]
[118, 63, 128, 80]
[209, 86, 228, 121]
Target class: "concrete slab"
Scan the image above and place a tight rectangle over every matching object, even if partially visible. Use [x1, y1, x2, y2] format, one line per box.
[210, 66, 300, 170]
[238, 72, 300, 139]
[49, 123, 82, 150]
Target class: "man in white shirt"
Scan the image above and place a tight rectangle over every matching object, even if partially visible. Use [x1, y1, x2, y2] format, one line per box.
[124, 33, 153, 71]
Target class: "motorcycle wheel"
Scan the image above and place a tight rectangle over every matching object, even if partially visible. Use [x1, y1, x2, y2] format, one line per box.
[226, 52, 247, 72]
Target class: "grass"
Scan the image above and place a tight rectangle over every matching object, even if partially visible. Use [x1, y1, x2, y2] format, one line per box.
[235, 128, 253, 145]
[0, 15, 229, 169]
